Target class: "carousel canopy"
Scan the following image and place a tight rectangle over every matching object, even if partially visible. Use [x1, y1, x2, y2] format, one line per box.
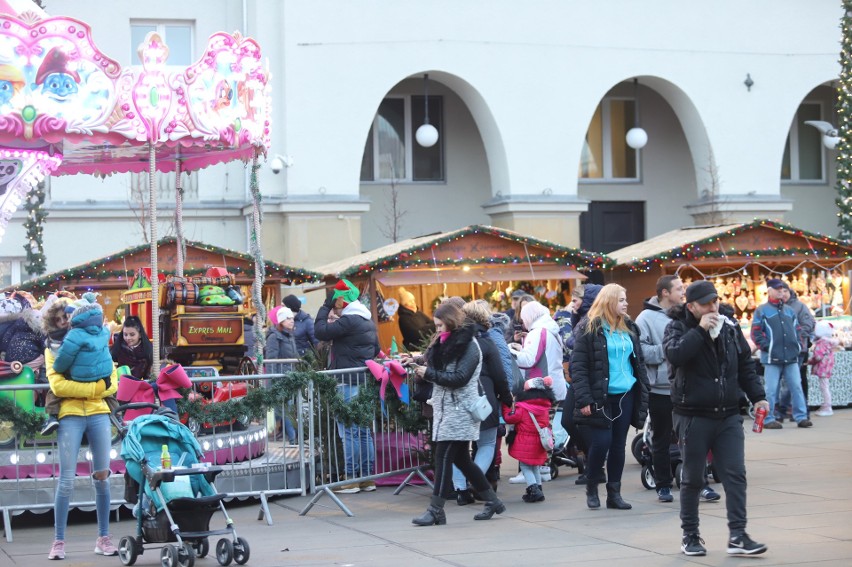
[5, 237, 321, 294]
[608, 219, 852, 273]
[316, 225, 612, 286]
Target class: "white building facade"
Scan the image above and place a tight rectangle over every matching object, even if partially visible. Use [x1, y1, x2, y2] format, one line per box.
[0, 0, 842, 284]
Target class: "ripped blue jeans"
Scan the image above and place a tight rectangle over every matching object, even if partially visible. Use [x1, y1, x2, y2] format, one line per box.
[54, 413, 112, 541]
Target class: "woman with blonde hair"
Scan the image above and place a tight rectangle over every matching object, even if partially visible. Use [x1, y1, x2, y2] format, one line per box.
[571, 283, 649, 510]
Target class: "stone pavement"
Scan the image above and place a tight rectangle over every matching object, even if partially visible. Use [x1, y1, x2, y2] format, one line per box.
[2, 409, 851, 566]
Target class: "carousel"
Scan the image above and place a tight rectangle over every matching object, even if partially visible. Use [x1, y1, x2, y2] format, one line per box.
[0, 1, 306, 523]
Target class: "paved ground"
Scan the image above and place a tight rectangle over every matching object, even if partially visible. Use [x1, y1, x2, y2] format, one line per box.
[1, 409, 851, 567]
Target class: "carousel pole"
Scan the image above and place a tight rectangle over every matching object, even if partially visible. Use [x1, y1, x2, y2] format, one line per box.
[175, 158, 185, 278]
[149, 143, 161, 374]
[249, 155, 266, 363]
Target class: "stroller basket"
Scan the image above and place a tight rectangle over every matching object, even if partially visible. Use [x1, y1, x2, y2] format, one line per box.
[143, 494, 225, 543]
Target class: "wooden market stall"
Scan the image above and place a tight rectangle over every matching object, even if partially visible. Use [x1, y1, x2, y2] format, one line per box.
[315, 225, 612, 352]
[607, 219, 852, 407]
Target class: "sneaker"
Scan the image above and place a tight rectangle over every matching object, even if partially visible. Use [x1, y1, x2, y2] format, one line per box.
[763, 420, 783, 429]
[727, 533, 767, 555]
[333, 481, 361, 494]
[539, 466, 552, 482]
[815, 409, 834, 417]
[797, 419, 813, 428]
[95, 535, 117, 556]
[359, 480, 377, 492]
[40, 416, 59, 436]
[700, 487, 721, 502]
[657, 487, 674, 502]
[48, 540, 65, 560]
[681, 533, 706, 556]
[508, 472, 526, 484]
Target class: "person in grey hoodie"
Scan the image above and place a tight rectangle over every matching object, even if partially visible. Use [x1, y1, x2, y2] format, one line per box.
[635, 275, 684, 503]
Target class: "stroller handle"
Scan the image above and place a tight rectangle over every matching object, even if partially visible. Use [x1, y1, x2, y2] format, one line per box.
[113, 402, 160, 416]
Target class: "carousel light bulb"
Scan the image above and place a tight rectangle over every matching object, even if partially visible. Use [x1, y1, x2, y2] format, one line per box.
[37, 452, 46, 463]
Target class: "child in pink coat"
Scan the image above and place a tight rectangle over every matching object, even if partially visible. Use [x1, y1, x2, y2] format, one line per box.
[503, 376, 556, 503]
[809, 320, 838, 417]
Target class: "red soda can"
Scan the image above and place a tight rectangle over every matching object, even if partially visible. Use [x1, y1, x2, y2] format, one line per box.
[752, 406, 767, 433]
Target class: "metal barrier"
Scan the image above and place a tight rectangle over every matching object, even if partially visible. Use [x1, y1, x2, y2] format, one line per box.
[0, 361, 432, 539]
[299, 367, 432, 517]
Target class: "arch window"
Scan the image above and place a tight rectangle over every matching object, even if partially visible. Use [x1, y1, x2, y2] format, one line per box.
[781, 101, 827, 182]
[579, 98, 639, 181]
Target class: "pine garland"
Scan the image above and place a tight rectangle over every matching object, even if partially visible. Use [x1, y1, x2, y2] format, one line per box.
[0, 398, 44, 441]
[22, 182, 48, 276]
[837, 2, 852, 239]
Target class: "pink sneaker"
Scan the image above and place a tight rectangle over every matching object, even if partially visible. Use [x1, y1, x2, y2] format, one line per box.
[48, 540, 65, 560]
[95, 535, 117, 556]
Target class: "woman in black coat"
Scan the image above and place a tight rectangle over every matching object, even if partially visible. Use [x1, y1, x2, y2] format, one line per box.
[110, 316, 153, 380]
[451, 300, 513, 504]
[571, 284, 649, 510]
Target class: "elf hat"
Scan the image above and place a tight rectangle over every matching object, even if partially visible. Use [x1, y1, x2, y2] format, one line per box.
[331, 278, 360, 306]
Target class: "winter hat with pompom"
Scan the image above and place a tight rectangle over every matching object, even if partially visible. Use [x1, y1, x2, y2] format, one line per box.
[524, 376, 554, 391]
[815, 320, 834, 339]
[68, 292, 103, 328]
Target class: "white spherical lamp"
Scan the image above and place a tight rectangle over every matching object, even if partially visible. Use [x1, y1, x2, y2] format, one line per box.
[416, 123, 439, 147]
[626, 127, 648, 150]
[824, 134, 840, 150]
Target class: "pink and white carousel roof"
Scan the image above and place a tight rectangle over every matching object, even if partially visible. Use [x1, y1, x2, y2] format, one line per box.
[0, 7, 271, 238]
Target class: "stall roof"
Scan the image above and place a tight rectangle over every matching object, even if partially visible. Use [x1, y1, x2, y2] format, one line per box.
[609, 219, 852, 272]
[316, 225, 612, 285]
[8, 238, 322, 294]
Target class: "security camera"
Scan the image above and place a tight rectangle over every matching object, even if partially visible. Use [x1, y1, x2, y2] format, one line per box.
[270, 155, 285, 174]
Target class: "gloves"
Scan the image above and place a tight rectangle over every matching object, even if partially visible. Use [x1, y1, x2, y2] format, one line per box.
[323, 294, 336, 309]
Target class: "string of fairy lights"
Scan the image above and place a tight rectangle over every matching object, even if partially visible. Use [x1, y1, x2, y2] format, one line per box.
[340, 225, 612, 279]
[622, 219, 852, 273]
[837, 1, 852, 239]
[14, 237, 322, 294]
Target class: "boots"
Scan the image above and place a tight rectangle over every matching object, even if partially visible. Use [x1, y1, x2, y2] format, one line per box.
[473, 488, 506, 520]
[586, 482, 600, 509]
[605, 482, 632, 510]
[522, 484, 545, 503]
[455, 489, 475, 506]
[412, 496, 447, 526]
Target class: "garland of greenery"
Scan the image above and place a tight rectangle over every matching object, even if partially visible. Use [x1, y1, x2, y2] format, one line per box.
[838, 2, 852, 239]
[23, 182, 48, 276]
[0, 368, 428, 439]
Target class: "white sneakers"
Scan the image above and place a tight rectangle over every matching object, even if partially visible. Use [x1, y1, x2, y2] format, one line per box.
[815, 408, 834, 417]
[508, 472, 526, 484]
[508, 466, 552, 484]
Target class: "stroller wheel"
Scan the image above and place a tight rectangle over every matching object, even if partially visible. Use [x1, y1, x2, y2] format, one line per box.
[641, 465, 657, 490]
[233, 537, 250, 565]
[216, 538, 234, 566]
[161, 544, 178, 567]
[630, 433, 645, 464]
[118, 536, 138, 566]
[178, 543, 195, 567]
[194, 538, 210, 558]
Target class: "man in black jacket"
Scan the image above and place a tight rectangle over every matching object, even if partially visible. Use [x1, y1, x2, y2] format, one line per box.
[663, 280, 769, 558]
[315, 279, 380, 493]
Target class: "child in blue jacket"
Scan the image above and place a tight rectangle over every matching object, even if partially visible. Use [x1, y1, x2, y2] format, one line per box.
[52, 292, 115, 384]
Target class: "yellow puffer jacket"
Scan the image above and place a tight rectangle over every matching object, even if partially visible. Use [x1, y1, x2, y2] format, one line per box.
[45, 348, 118, 419]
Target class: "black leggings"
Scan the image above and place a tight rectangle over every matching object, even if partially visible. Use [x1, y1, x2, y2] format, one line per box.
[433, 440, 491, 499]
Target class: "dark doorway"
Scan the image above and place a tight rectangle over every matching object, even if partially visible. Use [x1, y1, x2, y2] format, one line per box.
[580, 201, 645, 253]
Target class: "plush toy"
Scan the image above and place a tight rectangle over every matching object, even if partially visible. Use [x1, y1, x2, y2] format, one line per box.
[198, 285, 235, 306]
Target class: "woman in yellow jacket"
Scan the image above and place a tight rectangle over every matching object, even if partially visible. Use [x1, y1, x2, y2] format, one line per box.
[43, 298, 119, 560]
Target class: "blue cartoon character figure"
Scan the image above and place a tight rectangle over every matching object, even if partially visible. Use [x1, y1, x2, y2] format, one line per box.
[35, 47, 80, 101]
[0, 65, 25, 107]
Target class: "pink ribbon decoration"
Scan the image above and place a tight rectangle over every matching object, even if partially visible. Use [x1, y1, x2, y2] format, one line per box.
[116, 363, 191, 420]
[365, 359, 409, 404]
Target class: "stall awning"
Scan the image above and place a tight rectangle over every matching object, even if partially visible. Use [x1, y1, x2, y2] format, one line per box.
[374, 266, 587, 286]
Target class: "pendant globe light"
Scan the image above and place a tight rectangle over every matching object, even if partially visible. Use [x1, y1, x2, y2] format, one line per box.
[415, 73, 439, 147]
[625, 78, 648, 150]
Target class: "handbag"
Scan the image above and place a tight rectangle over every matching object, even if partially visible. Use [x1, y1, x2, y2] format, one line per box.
[529, 411, 555, 451]
[468, 389, 492, 422]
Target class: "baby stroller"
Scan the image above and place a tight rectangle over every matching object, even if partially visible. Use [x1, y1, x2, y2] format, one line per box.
[115, 402, 250, 567]
[546, 406, 584, 479]
[631, 415, 718, 490]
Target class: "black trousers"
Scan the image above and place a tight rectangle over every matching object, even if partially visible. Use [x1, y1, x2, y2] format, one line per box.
[648, 393, 674, 489]
[673, 413, 748, 537]
[432, 440, 491, 500]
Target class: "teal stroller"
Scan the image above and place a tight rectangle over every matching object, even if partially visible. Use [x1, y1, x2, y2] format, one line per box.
[116, 403, 250, 567]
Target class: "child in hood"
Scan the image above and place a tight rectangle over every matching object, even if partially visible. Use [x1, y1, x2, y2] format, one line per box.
[809, 320, 838, 417]
[502, 376, 556, 503]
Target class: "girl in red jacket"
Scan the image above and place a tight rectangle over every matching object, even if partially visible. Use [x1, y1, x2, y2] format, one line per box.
[503, 376, 556, 503]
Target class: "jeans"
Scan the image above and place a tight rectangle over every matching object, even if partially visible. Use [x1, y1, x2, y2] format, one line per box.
[452, 426, 498, 490]
[335, 384, 375, 478]
[673, 413, 747, 537]
[519, 462, 542, 486]
[580, 389, 635, 485]
[649, 392, 674, 489]
[54, 413, 112, 541]
[763, 362, 807, 424]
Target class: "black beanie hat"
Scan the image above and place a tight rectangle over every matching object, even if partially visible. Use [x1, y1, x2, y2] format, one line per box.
[283, 294, 301, 312]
